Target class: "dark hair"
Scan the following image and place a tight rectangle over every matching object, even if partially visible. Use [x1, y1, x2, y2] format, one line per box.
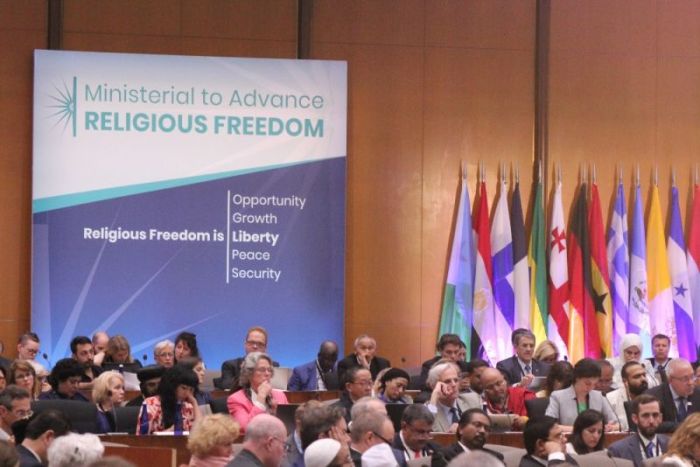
[573, 358, 602, 382]
[342, 366, 369, 390]
[631, 394, 661, 415]
[437, 334, 462, 351]
[379, 368, 410, 391]
[511, 328, 535, 347]
[401, 404, 434, 425]
[570, 409, 605, 454]
[465, 359, 489, 374]
[70, 336, 92, 355]
[523, 418, 558, 455]
[652, 334, 670, 345]
[158, 365, 198, 429]
[17, 333, 40, 345]
[621, 361, 644, 381]
[174, 332, 199, 359]
[0, 385, 30, 409]
[48, 358, 84, 390]
[458, 408, 489, 429]
[23, 409, 71, 440]
[300, 405, 346, 450]
[544, 361, 573, 395]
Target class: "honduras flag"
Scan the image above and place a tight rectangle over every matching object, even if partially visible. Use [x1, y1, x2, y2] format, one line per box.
[607, 181, 629, 356]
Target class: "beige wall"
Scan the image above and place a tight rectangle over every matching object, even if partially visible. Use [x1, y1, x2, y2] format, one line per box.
[1, 0, 697, 366]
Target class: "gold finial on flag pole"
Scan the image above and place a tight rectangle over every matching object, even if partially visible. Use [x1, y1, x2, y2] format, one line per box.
[636, 164, 640, 187]
[654, 165, 658, 186]
[592, 162, 597, 184]
[557, 162, 562, 184]
[515, 162, 519, 185]
[672, 166, 676, 187]
[618, 165, 623, 184]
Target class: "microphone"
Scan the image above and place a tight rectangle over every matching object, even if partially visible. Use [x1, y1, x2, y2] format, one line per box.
[602, 391, 624, 432]
[606, 449, 621, 467]
[42, 353, 52, 369]
[142, 354, 148, 363]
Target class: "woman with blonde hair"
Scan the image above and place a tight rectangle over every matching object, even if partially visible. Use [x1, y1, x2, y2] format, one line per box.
[662, 412, 700, 467]
[92, 371, 126, 433]
[8, 360, 41, 400]
[102, 335, 141, 370]
[187, 414, 240, 466]
[534, 340, 560, 365]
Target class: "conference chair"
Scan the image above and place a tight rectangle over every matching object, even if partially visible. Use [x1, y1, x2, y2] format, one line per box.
[524, 397, 550, 423]
[31, 399, 98, 433]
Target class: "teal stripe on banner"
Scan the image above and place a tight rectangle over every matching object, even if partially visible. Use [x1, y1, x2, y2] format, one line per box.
[33, 158, 335, 213]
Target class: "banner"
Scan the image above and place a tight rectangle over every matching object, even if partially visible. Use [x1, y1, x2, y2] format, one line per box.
[32, 50, 347, 368]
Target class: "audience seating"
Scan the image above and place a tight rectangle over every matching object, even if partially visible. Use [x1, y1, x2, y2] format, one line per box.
[525, 397, 550, 422]
[209, 397, 229, 414]
[31, 399, 98, 434]
[103, 444, 176, 467]
[114, 405, 140, 434]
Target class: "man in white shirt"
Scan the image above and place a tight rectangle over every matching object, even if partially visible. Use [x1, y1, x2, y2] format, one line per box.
[606, 361, 649, 431]
[647, 334, 672, 384]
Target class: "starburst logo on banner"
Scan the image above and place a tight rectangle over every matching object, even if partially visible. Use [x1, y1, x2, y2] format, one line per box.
[48, 77, 77, 137]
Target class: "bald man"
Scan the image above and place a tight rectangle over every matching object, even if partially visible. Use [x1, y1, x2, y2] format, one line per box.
[480, 367, 535, 430]
[227, 414, 288, 467]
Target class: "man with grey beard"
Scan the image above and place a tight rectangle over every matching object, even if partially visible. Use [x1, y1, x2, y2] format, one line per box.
[606, 361, 649, 431]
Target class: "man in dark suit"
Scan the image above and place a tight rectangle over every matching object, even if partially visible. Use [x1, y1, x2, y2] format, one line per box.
[519, 418, 577, 467]
[647, 334, 672, 384]
[332, 367, 372, 423]
[227, 414, 288, 467]
[607, 394, 669, 467]
[416, 334, 469, 391]
[431, 408, 504, 466]
[336, 334, 390, 382]
[645, 358, 700, 433]
[287, 341, 339, 391]
[392, 404, 440, 461]
[496, 328, 550, 387]
[349, 411, 405, 467]
[216, 326, 279, 390]
[16, 409, 71, 467]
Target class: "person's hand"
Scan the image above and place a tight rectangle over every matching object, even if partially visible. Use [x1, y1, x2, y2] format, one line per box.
[447, 422, 458, 433]
[512, 415, 528, 431]
[357, 353, 371, 369]
[605, 421, 619, 432]
[519, 374, 534, 388]
[543, 440, 563, 455]
[430, 381, 450, 405]
[184, 389, 197, 407]
[257, 381, 272, 401]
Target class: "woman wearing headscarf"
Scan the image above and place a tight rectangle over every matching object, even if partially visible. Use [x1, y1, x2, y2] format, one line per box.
[608, 333, 658, 389]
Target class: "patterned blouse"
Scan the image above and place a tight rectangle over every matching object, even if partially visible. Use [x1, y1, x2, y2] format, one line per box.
[136, 395, 196, 435]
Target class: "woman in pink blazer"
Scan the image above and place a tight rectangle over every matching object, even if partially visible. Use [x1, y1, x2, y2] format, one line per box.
[227, 352, 288, 432]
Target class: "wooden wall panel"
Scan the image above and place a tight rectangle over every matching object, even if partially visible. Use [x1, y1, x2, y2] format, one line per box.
[0, 0, 47, 357]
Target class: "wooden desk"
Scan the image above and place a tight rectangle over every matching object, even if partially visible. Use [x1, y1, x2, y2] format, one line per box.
[103, 444, 176, 467]
[101, 434, 190, 466]
[430, 431, 630, 448]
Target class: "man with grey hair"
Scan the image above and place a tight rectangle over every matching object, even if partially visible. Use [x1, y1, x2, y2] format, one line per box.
[227, 414, 288, 467]
[425, 361, 480, 432]
[496, 328, 549, 387]
[392, 404, 439, 461]
[350, 396, 387, 420]
[645, 358, 700, 432]
[0, 386, 31, 441]
[153, 340, 174, 368]
[47, 433, 105, 467]
[337, 334, 391, 382]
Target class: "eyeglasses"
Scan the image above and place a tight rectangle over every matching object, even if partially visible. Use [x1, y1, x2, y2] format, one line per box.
[157, 352, 174, 358]
[371, 431, 393, 446]
[671, 375, 697, 383]
[246, 340, 266, 348]
[254, 367, 274, 374]
[270, 437, 291, 452]
[13, 409, 33, 419]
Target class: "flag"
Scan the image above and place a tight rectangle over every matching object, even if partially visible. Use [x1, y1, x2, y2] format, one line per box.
[548, 180, 569, 359]
[589, 182, 613, 357]
[472, 180, 510, 364]
[492, 179, 515, 331]
[668, 184, 695, 359]
[438, 172, 475, 355]
[607, 181, 630, 356]
[529, 178, 548, 343]
[511, 180, 530, 330]
[568, 182, 600, 360]
[629, 184, 651, 355]
[647, 184, 678, 357]
[689, 182, 700, 359]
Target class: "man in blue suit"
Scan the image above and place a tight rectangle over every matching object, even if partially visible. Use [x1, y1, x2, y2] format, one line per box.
[287, 341, 339, 391]
[496, 328, 550, 387]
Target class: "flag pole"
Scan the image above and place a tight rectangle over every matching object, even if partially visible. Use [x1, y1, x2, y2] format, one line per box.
[672, 166, 676, 188]
[636, 164, 640, 187]
[592, 162, 597, 184]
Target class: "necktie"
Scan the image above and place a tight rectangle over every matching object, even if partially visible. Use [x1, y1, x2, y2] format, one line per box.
[678, 397, 688, 422]
[658, 365, 667, 384]
[524, 364, 531, 375]
[450, 407, 460, 424]
[645, 441, 654, 458]
[414, 450, 421, 459]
